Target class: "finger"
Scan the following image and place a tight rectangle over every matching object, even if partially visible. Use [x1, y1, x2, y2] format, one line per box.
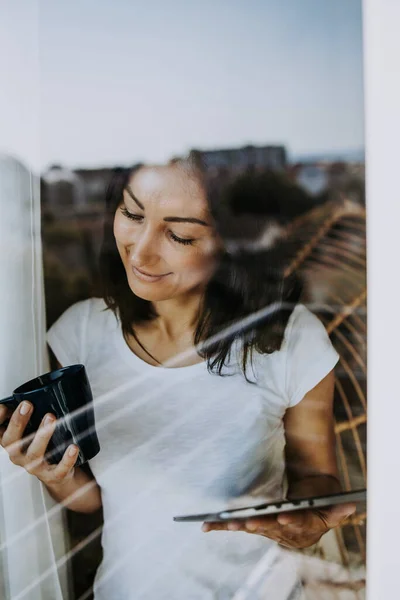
[281, 510, 328, 538]
[24, 414, 57, 474]
[0, 404, 12, 425]
[0, 426, 6, 446]
[49, 444, 79, 484]
[1, 402, 35, 461]
[202, 520, 243, 532]
[244, 518, 287, 543]
[244, 515, 278, 532]
[277, 510, 309, 527]
[322, 503, 357, 527]
[1, 402, 33, 448]
[0, 405, 12, 444]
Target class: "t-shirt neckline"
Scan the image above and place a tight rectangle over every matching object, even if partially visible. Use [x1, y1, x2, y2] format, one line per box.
[114, 324, 207, 375]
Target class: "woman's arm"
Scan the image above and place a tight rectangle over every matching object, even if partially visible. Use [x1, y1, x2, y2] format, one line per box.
[283, 368, 341, 498]
[45, 466, 102, 514]
[202, 370, 356, 545]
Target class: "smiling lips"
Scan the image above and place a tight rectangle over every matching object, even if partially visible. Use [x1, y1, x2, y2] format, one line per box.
[131, 265, 171, 282]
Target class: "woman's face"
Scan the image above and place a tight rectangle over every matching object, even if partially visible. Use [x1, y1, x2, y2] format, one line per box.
[113, 164, 220, 302]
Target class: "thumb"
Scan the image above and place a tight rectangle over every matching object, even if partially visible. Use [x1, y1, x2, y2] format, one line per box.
[323, 502, 357, 527]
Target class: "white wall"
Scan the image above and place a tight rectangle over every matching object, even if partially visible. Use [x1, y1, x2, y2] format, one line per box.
[363, 0, 400, 597]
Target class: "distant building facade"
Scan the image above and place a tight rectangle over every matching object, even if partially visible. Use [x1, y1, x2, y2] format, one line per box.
[190, 144, 287, 173]
[42, 165, 116, 217]
[74, 167, 116, 207]
[42, 165, 87, 216]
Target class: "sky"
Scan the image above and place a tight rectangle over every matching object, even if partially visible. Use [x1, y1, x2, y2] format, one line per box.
[0, 0, 364, 173]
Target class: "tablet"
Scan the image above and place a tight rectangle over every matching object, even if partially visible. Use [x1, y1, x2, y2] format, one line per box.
[173, 489, 367, 522]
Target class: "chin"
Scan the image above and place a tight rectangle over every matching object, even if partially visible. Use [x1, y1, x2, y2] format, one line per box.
[127, 278, 173, 302]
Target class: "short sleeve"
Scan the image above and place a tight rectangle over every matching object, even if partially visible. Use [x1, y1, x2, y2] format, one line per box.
[284, 305, 340, 407]
[46, 299, 91, 367]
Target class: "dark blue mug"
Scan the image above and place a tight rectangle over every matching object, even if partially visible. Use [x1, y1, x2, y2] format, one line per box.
[0, 364, 100, 466]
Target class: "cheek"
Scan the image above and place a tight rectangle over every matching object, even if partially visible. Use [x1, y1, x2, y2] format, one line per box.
[176, 245, 218, 281]
[113, 212, 130, 242]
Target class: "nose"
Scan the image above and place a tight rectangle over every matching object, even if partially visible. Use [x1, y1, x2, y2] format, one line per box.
[129, 225, 159, 268]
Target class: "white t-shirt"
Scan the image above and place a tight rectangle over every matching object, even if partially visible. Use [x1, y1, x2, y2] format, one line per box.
[47, 298, 339, 600]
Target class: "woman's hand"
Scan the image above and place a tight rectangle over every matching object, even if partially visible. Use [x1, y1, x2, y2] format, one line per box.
[202, 502, 356, 549]
[0, 401, 79, 488]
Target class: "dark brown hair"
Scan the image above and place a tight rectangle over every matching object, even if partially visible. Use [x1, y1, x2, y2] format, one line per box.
[98, 155, 302, 379]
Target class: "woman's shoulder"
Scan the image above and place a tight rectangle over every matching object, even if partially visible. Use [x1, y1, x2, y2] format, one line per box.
[47, 297, 117, 366]
[282, 303, 339, 406]
[282, 303, 332, 350]
[86, 296, 109, 316]
[250, 303, 338, 405]
[84, 297, 118, 329]
[57, 296, 107, 321]
[251, 304, 323, 361]
[50, 297, 116, 335]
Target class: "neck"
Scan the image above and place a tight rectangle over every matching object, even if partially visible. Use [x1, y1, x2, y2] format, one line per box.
[151, 290, 204, 339]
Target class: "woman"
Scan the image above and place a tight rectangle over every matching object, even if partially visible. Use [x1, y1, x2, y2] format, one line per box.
[0, 156, 355, 599]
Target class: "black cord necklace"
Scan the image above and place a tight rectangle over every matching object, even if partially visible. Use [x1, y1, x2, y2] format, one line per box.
[124, 330, 163, 366]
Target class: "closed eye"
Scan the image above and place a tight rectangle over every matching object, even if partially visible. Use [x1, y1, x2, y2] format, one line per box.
[120, 206, 143, 221]
[169, 232, 195, 246]
[121, 206, 195, 246]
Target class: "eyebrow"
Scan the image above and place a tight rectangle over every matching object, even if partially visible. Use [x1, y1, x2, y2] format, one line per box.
[124, 185, 210, 227]
[125, 185, 145, 210]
